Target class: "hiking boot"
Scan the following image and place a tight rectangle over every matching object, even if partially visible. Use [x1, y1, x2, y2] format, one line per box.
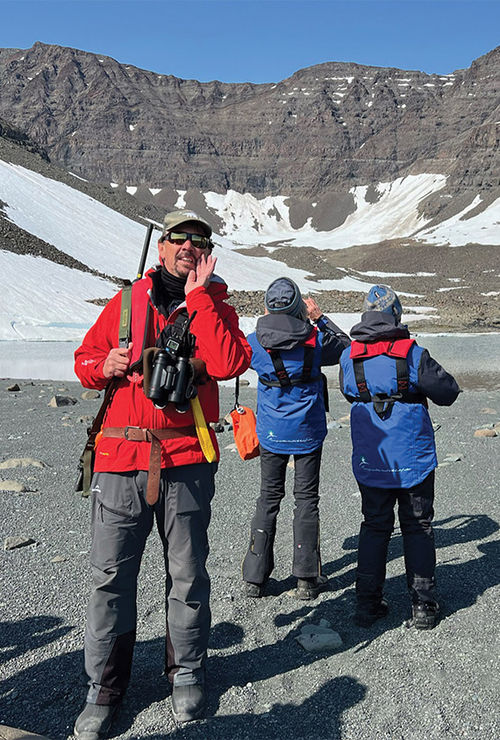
[74, 703, 118, 740]
[244, 581, 263, 598]
[354, 598, 389, 627]
[295, 574, 329, 600]
[412, 601, 440, 630]
[171, 683, 206, 722]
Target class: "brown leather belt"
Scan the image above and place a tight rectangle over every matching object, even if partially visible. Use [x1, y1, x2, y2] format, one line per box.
[102, 425, 196, 505]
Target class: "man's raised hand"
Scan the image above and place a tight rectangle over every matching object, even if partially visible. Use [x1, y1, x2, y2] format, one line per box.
[185, 254, 217, 295]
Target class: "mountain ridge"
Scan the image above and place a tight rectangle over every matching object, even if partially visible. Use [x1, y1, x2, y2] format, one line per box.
[0, 42, 498, 199]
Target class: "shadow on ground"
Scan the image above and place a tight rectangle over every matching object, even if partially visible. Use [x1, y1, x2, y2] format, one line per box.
[0, 515, 497, 738]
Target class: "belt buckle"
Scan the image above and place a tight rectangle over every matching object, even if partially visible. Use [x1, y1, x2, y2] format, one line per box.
[124, 425, 141, 440]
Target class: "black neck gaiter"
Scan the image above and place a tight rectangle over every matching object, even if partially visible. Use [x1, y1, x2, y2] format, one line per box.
[151, 267, 187, 317]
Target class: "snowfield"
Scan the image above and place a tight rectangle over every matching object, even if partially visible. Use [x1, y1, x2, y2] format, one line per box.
[0, 158, 498, 359]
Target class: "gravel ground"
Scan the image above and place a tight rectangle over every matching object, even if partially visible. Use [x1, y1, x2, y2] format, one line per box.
[0, 379, 499, 740]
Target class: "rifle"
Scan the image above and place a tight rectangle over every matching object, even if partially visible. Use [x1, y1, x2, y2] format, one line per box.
[118, 221, 155, 349]
[75, 222, 155, 496]
[136, 222, 154, 281]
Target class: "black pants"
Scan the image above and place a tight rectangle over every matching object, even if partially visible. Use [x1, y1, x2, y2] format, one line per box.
[356, 470, 437, 606]
[242, 445, 323, 584]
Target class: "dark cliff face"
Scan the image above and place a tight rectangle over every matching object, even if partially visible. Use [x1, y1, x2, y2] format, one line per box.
[0, 116, 50, 161]
[0, 41, 498, 195]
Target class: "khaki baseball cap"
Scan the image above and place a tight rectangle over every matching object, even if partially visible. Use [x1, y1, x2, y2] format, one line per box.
[162, 209, 212, 238]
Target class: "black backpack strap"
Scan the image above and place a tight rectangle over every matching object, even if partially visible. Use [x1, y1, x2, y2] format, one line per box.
[395, 356, 409, 394]
[353, 359, 372, 403]
[268, 349, 291, 387]
[259, 344, 321, 389]
[350, 355, 425, 419]
[301, 345, 314, 383]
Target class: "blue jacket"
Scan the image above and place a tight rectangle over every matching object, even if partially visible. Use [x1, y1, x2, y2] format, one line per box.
[340, 311, 460, 488]
[249, 313, 350, 454]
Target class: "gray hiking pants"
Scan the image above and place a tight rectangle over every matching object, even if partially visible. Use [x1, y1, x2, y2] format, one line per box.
[84, 463, 216, 705]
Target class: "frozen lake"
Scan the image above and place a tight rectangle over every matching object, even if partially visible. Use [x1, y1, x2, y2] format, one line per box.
[1, 333, 499, 390]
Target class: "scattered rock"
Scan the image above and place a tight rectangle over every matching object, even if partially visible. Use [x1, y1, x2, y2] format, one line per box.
[432, 422, 441, 432]
[50, 555, 67, 563]
[81, 390, 100, 400]
[48, 395, 77, 407]
[295, 622, 343, 652]
[480, 407, 497, 414]
[338, 415, 350, 424]
[78, 414, 94, 424]
[0, 724, 51, 739]
[209, 422, 225, 433]
[0, 480, 28, 493]
[0, 458, 45, 469]
[287, 460, 295, 469]
[6, 383, 20, 392]
[438, 453, 463, 468]
[474, 428, 498, 438]
[4, 536, 36, 550]
[224, 443, 238, 452]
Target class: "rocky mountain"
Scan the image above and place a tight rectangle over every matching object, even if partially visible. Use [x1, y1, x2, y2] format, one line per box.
[0, 42, 499, 334]
[0, 42, 498, 208]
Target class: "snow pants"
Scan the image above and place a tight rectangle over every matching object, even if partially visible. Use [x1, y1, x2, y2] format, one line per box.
[242, 445, 323, 585]
[356, 470, 437, 607]
[84, 463, 216, 706]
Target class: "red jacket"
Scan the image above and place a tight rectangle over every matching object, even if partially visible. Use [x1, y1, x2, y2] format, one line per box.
[74, 269, 251, 472]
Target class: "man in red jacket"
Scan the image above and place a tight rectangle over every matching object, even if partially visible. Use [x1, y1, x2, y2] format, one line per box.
[74, 210, 251, 737]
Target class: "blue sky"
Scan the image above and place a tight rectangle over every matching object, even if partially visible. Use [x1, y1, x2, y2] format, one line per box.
[0, 0, 498, 82]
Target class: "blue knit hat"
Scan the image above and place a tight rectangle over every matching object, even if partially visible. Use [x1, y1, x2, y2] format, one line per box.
[265, 278, 304, 318]
[363, 284, 402, 321]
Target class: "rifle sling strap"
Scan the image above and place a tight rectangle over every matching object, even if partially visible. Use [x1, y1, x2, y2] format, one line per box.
[78, 284, 133, 497]
[79, 379, 117, 496]
[118, 283, 132, 348]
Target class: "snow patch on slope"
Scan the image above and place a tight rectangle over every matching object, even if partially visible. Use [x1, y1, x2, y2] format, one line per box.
[418, 195, 500, 246]
[0, 160, 375, 341]
[205, 174, 448, 249]
[0, 251, 115, 341]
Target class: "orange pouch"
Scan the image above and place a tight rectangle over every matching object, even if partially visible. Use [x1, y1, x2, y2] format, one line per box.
[230, 405, 260, 460]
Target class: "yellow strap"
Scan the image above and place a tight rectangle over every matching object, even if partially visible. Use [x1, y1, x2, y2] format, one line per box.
[190, 396, 217, 463]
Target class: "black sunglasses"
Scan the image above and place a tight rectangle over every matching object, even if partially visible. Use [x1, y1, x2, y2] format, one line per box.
[165, 232, 212, 250]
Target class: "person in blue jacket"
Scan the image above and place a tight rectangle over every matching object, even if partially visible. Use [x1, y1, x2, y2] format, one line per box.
[339, 285, 460, 629]
[242, 277, 350, 599]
